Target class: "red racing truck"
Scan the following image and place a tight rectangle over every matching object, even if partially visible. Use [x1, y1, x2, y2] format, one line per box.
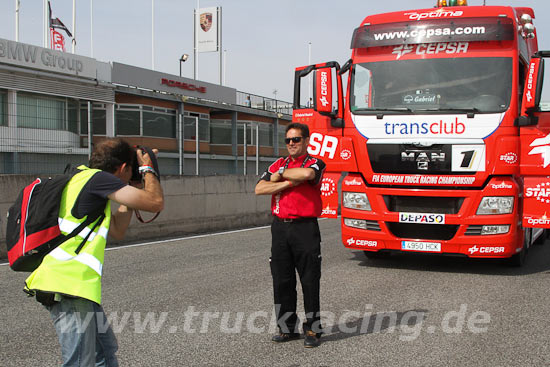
[293, 0, 550, 266]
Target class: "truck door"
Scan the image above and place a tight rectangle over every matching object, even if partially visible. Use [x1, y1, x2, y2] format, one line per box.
[519, 51, 550, 227]
[293, 62, 355, 217]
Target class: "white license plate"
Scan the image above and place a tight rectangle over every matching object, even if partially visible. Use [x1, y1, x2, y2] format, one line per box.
[401, 241, 441, 252]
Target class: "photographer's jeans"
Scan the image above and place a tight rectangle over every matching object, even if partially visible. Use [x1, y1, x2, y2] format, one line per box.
[47, 296, 119, 367]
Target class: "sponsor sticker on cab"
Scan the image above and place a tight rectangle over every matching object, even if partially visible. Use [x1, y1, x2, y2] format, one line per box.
[321, 205, 337, 216]
[308, 132, 339, 159]
[392, 42, 468, 60]
[340, 149, 352, 160]
[344, 178, 362, 186]
[499, 152, 517, 165]
[491, 182, 513, 190]
[402, 241, 441, 252]
[467, 245, 505, 255]
[525, 182, 550, 203]
[399, 212, 445, 224]
[321, 177, 336, 197]
[347, 237, 378, 247]
[404, 9, 463, 21]
[525, 216, 550, 226]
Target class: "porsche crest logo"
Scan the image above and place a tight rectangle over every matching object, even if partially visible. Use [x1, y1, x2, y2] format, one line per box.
[200, 13, 212, 32]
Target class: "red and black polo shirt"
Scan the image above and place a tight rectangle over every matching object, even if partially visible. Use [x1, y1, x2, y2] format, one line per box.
[259, 153, 326, 219]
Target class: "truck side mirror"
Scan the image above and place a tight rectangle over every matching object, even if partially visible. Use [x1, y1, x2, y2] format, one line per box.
[331, 118, 345, 128]
[314, 68, 333, 114]
[293, 61, 345, 127]
[517, 115, 538, 127]
[521, 57, 545, 117]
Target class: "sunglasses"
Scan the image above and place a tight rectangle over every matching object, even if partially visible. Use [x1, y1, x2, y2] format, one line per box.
[285, 137, 304, 144]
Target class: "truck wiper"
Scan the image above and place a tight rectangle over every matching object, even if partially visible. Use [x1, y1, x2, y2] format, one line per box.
[352, 107, 414, 117]
[415, 107, 481, 117]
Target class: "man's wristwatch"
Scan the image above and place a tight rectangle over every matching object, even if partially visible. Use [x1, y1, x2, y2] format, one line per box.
[278, 167, 285, 175]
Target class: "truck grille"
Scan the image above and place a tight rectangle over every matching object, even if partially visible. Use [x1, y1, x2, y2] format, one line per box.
[384, 196, 464, 214]
[465, 225, 483, 235]
[387, 223, 459, 241]
[366, 220, 381, 231]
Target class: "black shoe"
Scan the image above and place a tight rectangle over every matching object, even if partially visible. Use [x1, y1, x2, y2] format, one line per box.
[272, 332, 300, 343]
[304, 330, 321, 348]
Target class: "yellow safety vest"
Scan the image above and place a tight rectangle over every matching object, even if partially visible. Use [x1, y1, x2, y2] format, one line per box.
[25, 166, 112, 304]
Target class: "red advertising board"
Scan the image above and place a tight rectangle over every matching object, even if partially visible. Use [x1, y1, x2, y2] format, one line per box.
[523, 176, 550, 228]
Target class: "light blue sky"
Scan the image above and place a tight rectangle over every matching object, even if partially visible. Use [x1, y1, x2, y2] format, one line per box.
[1, 0, 549, 102]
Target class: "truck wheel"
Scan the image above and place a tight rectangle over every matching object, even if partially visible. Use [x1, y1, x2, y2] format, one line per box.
[364, 251, 389, 259]
[534, 229, 547, 245]
[509, 231, 529, 267]
[509, 246, 526, 267]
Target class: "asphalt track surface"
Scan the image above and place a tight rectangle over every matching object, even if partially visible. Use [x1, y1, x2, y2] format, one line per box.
[2, 218, 550, 366]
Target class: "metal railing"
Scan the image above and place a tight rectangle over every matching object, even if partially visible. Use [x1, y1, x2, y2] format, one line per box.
[0, 99, 283, 176]
[236, 91, 293, 116]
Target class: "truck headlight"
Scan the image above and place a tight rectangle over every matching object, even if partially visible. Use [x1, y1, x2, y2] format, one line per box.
[481, 225, 510, 235]
[343, 192, 371, 211]
[476, 196, 514, 215]
[344, 218, 367, 229]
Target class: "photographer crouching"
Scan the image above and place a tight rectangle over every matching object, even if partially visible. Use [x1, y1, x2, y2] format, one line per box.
[25, 138, 164, 367]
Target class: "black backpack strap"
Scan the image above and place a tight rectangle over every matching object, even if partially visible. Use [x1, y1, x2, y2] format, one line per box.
[74, 212, 106, 255]
[56, 211, 105, 255]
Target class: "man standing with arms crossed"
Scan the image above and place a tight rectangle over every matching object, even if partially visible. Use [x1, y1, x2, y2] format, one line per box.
[25, 138, 164, 366]
[255, 123, 326, 348]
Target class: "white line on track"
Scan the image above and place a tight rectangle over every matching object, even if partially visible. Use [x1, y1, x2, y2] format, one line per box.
[0, 225, 271, 266]
[0, 217, 332, 266]
[105, 224, 271, 252]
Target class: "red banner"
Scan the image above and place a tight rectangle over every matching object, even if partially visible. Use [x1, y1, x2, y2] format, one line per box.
[50, 29, 65, 52]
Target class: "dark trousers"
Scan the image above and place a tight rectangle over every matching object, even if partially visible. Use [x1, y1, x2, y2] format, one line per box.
[270, 218, 322, 334]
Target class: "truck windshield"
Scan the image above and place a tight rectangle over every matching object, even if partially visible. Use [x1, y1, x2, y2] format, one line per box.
[350, 57, 512, 114]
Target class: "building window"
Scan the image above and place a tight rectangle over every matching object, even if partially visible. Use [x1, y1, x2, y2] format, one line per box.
[80, 103, 107, 135]
[258, 122, 273, 147]
[237, 123, 252, 145]
[143, 106, 176, 138]
[184, 112, 209, 141]
[210, 120, 232, 144]
[278, 128, 287, 150]
[115, 104, 177, 138]
[0, 90, 6, 126]
[17, 93, 65, 130]
[238, 122, 274, 147]
[116, 105, 140, 136]
[67, 99, 79, 134]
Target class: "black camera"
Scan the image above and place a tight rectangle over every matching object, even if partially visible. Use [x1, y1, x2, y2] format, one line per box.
[130, 147, 143, 182]
[131, 146, 160, 182]
[130, 145, 162, 223]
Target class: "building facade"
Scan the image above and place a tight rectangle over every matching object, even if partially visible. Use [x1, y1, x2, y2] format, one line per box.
[0, 38, 292, 176]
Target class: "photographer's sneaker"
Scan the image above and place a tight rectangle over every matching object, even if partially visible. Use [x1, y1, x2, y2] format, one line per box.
[304, 330, 321, 348]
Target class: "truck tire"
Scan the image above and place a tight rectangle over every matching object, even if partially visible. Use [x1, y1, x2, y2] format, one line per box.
[534, 229, 547, 245]
[509, 246, 526, 267]
[509, 230, 529, 267]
